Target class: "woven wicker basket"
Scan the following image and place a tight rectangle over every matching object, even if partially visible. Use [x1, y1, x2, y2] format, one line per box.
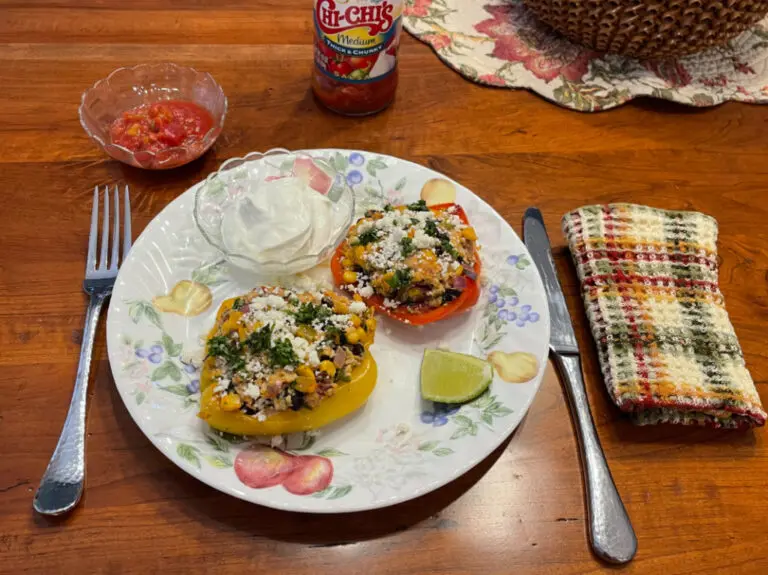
[520, 0, 768, 59]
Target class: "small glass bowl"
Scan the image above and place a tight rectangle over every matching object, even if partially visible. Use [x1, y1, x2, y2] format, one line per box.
[193, 149, 355, 276]
[79, 63, 227, 170]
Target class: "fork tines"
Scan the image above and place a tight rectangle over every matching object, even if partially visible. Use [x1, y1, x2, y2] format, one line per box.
[86, 185, 132, 279]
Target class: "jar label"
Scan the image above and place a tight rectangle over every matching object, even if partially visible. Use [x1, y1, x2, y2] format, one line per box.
[314, 0, 403, 84]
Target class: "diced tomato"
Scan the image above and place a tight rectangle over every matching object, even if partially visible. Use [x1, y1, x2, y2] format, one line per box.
[110, 100, 214, 153]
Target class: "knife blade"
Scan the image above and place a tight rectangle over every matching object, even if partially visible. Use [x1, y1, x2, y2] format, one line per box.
[523, 207, 637, 565]
[522, 207, 578, 354]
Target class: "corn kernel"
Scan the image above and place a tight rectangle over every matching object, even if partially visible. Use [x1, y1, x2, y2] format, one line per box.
[341, 257, 353, 267]
[461, 227, 478, 241]
[365, 318, 377, 332]
[220, 393, 242, 412]
[353, 294, 363, 302]
[296, 325, 317, 342]
[295, 366, 317, 393]
[319, 360, 337, 377]
[350, 315, 362, 327]
[345, 328, 360, 345]
[342, 271, 358, 284]
[353, 245, 365, 262]
[296, 365, 313, 377]
[334, 300, 349, 314]
[356, 327, 367, 342]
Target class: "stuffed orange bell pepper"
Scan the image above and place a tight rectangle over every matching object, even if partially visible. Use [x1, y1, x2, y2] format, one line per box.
[332, 201, 481, 325]
[198, 286, 377, 435]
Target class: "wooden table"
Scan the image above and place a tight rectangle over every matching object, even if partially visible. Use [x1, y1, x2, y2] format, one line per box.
[2, 2, 767, 573]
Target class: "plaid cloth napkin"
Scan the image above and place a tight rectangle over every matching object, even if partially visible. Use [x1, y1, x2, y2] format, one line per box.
[561, 204, 766, 429]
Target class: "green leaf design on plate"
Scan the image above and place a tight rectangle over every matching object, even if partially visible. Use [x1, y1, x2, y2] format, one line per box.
[161, 333, 183, 358]
[205, 433, 230, 453]
[217, 432, 249, 444]
[204, 454, 233, 468]
[469, 390, 493, 409]
[135, 391, 146, 405]
[418, 441, 440, 452]
[159, 384, 191, 397]
[365, 157, 388, 177]
[128, 300, 162, 328]
[191, 261, 228, 287]
[152, 360, 182, 382]
[433, 447, 454, 457]
[331, 152, 348, 173]
[394, 177, 407, 191]
[488, 404, 513, 418]
[498, 287, 517, 297]
[177, 444, 201, 468]
[144, 305, 163, 330]
[480, 412, 494, 426]
[315, 448, 347, 457]
[311, 486, 333, 498]
[328, 485, 353, 499]
[451, 427, 471, 440]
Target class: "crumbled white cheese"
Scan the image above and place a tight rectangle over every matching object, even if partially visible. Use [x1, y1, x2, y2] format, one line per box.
[349, 301, 367, 315]
[383, 298, 399, 308]
[308, 349, 320, 366]
[265, 294, 286, 309]
[242, 383, 261, 398]
[359, 285, 374, 298]
[413, 229, 438, 249]
[214, 376, 230, 394]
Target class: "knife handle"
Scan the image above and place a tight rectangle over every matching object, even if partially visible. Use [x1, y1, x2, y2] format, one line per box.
[551, 353, 637, 564]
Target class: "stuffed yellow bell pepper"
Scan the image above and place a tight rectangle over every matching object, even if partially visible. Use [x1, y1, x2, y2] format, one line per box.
[198, 286, 378, 435]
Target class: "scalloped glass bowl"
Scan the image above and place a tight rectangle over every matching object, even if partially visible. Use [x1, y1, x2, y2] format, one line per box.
[79, 63, 227, 170]
[193, 149, 355, 276]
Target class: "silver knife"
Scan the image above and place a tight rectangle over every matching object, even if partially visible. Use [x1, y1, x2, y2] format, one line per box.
[523, 207, 637, 564]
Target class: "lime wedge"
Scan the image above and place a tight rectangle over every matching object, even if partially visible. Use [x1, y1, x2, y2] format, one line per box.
[420, 349, 493, 403]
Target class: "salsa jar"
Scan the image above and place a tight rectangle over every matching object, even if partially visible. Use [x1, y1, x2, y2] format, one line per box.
[312, 0, 403, 116]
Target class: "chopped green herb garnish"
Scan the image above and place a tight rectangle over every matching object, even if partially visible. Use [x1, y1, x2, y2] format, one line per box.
[441, 238, 460, 260]
[232, 297, 244, 311]
[424, 218, 441, 238]
[270, 338, 299, 368]
[406, 199, 429, 212]
[207, 335, 245, 372]
[384, 204, 394, 212]
[324, 325, 342, 342]
[387, 268, 412, 291]
[400, 236, 416, 258]
[294, 302, 332, 324]
[246, 324, 272, 353]
[357, 228, 379, 246]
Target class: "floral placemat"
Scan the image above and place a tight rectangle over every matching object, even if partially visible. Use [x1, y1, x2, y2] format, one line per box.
[404, 0, 768, 111]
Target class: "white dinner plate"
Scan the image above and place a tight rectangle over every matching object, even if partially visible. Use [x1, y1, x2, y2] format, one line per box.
[106, 149, 549, 513]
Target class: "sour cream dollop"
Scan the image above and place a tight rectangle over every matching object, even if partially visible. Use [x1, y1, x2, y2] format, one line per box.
[221, 176, 338, 263]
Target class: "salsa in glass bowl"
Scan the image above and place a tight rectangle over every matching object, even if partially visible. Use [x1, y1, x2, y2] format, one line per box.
[79, 63, 227, 170]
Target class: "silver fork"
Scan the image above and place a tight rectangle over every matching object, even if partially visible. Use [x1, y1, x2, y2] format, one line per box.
[33, 185, 132, 516]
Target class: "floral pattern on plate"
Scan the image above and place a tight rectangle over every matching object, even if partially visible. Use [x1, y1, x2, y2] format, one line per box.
[107, 148, 550, 513]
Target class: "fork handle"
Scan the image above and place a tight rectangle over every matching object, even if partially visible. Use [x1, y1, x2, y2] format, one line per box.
[33, 293, 107, 515]
[552, 352, 637, 564]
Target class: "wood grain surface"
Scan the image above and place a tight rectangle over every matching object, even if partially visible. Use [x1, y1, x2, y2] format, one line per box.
[1, 1, 768, 573]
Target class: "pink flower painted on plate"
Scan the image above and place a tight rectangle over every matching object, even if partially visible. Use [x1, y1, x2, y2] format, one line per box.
[474, 4, 595, 83]
[479, 73, 506, 86]
[424, 33, 452, 51]
[405, 0, 434, 17]
[643, 60, 692, 88]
